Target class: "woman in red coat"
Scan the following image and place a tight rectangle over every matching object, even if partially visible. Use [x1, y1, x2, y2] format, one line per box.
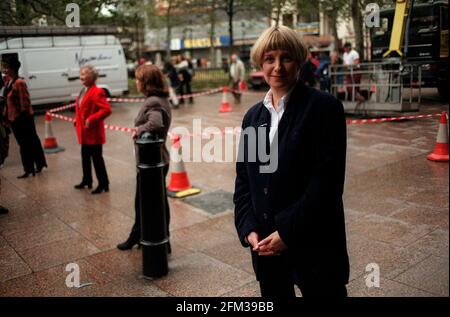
[74, 65, 112, 194]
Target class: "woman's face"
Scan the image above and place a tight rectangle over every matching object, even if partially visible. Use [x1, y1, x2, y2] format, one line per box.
[261, 49, 298, 92]
[80, 69, 95, 87]
[1, 64, 16, 79]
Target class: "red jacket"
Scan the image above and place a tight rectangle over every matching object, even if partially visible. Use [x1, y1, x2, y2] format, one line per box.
[75, 85, 111, 145]
[5, 77, 33, 122]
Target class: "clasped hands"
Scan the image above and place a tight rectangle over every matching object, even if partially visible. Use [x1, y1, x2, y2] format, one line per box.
[247, 231, 287, 256]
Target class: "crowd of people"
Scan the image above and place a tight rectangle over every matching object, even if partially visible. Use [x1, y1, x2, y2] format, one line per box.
[0, 26, 352, 296]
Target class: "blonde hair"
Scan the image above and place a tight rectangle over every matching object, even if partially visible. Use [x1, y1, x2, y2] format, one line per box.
[80, 65, 99, 81]
[250, 26, 307, 68]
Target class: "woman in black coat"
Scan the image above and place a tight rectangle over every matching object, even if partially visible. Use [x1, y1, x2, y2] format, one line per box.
[234, 26, 349, 297]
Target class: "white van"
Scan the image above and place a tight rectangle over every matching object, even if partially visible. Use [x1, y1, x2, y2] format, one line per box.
[0, 35, 128, 106]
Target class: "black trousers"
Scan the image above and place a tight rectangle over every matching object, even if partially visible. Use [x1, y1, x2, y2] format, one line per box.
[129, 165, 170, 241]
[80, 144, 109, 186]
[256, 255, 347, 298]
[178, 81, 193, 104]
[11, 113, 47, 173]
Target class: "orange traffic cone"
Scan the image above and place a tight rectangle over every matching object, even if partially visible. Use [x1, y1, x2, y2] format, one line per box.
[427, 112, 449, 162]
[167, 135, 200, 198]
[219, 86, 232, 113]
[43, 113, 64, 153]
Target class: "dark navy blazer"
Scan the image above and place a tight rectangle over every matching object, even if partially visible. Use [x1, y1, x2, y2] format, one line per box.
[234, 80, 350, 284]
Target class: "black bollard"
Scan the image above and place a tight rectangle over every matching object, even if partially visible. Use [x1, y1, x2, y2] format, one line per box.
[136, 132, 169, 278]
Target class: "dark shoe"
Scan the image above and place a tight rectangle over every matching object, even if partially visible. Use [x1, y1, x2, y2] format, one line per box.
[17, 171, 35, 179]
[91, 184, 109, 194]
[36, 165, 48, 173]
[117, 237, 140, 250]
[74, 182, 92, 189]
[0, 206, 8, 214]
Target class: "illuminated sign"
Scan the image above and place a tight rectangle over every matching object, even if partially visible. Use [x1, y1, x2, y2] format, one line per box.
[296, 22, 320, 35]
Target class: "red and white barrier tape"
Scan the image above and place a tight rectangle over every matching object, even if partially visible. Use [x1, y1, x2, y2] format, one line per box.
[49, 112, 75, 123]
[106, 87, 223, 103]
[230, 88, 267, 96]
[46, 92, 445, 137]
[48, 103, 76, 113]
[346, 113, 442, 125]
[103, 124, 134, 133]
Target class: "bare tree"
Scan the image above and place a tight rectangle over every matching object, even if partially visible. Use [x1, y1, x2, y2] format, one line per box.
[0, 0, 122, 26]
[219, 0, 260, 55]
[273, 0, 289, 26]
[207, 2, 220, 67]
[351, 0, 364, 60]
[318, 0, 347, 51]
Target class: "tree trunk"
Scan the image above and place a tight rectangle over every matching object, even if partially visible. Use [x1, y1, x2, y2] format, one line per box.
[136, 19, 141, 60]
[209, 9, 216, 67]
[275, 0, 282, 26]
[351, 0, 364, 60]
[166, 24, 172, 61]
[165, 5, 172, 61]
[329, 11, 340, 52]
[228, 0, 234, 56]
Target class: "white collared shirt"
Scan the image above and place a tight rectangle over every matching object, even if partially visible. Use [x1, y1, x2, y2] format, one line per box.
[262, 89, 292, 144]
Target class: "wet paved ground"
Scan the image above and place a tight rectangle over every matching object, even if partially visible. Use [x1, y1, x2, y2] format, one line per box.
[0, 88, 448, 297]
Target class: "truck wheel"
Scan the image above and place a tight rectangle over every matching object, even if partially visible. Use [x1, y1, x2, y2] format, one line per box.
[437, 80, 449, 101]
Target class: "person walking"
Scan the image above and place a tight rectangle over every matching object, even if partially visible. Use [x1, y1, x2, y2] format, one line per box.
[175, 55, 194, 104]
[1, 53, 47, 178]
[163, 58, 181, 107]
[117, 64, 172, 252]
[234, 25, 349, 297]
[229, 54, 246, 104]
[74, 65, 112, 194]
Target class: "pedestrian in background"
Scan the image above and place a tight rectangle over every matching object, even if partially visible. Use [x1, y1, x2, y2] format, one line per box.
[299, 49, 317, 88]
[0, 74, 10, 168]
[163, 58, 180, 107]
[1, 53, 47, 179]
[117, 64, 172, 252]
[229, 54, 246, 104]
[343, 42, 362, 101]
[0, 74, 9, 215]
[74, 65, 111, 194]
[234, 25, 349, 297]
[175, 55, 194, 104]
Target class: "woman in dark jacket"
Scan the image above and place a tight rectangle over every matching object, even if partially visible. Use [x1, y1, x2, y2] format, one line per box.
[1, 54, 47, 178]
[74, 65, 112, 194]
[117, 64, 172, 251]
[234, 26, 349, 297]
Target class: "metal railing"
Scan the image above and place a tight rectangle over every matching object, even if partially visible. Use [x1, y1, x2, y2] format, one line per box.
[329, 61, 422, 115]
